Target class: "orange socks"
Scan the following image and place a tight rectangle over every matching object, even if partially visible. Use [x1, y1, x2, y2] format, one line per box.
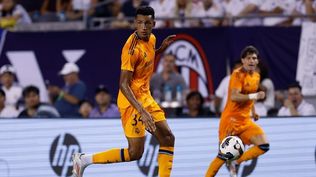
[205, 157, 225, 177]
[158, 147, 174, 177]
[236, 145, 266, 164]
[205, 144, 269, 177]
[92, 148, 130, 164]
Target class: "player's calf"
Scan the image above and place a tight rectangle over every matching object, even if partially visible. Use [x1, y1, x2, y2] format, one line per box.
[157, 132, 175, 177]
[236, 143, 270, 165]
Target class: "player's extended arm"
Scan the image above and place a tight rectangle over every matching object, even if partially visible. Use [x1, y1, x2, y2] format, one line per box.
[120, 70, 156, 132]
[231, 89, 265, 102]
[155, 35, 176, 56]
[252, 104, 259, 121]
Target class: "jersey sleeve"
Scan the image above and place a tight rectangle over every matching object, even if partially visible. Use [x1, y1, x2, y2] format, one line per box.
[230, 71, 243, 91]
[121, 39, 139, 72]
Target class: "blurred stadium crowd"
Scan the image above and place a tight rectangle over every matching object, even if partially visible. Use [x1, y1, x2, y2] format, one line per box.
[0, 53, 315, 119]
[0, 0, 315, 118]
[0, 0, 315, 30]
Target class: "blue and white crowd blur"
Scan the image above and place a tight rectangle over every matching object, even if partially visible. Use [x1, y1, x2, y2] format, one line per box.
[0, 57, 315, 118]
[0, 0, 315, 29]
[0, 0, 315, 118]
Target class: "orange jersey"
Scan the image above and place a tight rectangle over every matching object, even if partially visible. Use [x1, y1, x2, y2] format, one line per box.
[221, 67, 260, 121]
[117, 32, 156, 109]
[219, 67, 263, 144]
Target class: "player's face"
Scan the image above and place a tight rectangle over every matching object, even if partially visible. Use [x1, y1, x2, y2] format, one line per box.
[25, 92, 40, 109]
[288, 87, 303, 107]
[241, 53, 258, 72]
[135, 15, 155, 41]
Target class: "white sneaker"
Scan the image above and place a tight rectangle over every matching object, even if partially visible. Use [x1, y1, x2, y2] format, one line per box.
[72, 153, 88, 177]
[226, 160, 237, 177]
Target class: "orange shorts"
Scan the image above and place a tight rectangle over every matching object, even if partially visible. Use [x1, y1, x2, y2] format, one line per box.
[219, 117, 265, 145]
[119, 102, 165, 138]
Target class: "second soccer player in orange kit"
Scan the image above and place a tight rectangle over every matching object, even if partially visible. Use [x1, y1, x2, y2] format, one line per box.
[205, 46, 270, 177]
[72, 6, 176, 177]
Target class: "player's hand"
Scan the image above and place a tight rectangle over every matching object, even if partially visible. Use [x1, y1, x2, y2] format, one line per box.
[140, 109, 156, 133]
[257, 91, 265, 100]
[253, 113, 260, 121]
[161, 35, 176, 48]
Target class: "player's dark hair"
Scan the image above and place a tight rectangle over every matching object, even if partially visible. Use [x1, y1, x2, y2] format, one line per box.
[135, 6, 155, 19]
[23, 85, 40, 97]
[240, 45, 259, 59]
[288, 81, 302, 91]
[0, 88, 5, 97]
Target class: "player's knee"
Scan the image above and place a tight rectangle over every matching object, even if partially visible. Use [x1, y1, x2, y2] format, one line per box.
[258, 143, 270, 153]
[163, 131, 175, 146]
[128, 148, 143, 160]
[168, 131, 175, 144]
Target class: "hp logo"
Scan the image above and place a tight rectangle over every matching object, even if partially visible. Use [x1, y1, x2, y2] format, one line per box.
[137, 134, 159, 177]
[50, 133, 81, 177]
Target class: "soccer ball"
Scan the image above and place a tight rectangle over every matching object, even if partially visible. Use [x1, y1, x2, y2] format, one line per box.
[219, 136, 245, 160]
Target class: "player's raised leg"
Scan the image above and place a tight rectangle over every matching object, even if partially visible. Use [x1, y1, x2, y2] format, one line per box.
[204, 150, 226, 177]
[227, 126, 269, 176]
[152, 120, 175, 177]
[72, 137, 145, 177]
[93, 137, 145, 163]
[235, 134, 269, 165]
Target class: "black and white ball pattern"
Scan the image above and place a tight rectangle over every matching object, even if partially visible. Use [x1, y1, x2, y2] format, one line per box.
[219, 136, 245, 160]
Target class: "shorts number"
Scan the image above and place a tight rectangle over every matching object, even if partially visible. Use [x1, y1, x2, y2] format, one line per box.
[131, 114, 143, 126]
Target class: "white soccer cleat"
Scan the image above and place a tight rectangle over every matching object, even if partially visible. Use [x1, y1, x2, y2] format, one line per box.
[72, 153, 88, 177]
[227, 160, 237, 177]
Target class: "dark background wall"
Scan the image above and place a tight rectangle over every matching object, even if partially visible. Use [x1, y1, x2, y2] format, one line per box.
[0, 27, 301, 100]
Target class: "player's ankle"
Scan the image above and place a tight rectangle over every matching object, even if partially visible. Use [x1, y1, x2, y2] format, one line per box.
[82, 154, 93, 166]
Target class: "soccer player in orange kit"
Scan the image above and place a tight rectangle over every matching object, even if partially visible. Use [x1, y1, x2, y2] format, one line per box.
[205, 46, 270, 177]
[71, 6, 176, 177]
